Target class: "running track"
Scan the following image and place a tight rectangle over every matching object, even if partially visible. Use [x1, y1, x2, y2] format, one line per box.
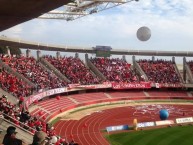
[54, 104, 193, 145]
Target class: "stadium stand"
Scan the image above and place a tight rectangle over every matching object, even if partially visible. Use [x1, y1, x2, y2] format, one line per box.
[32, 96, 76, 119]
[146, 90, 189, 97]
[90, 57, 141, 82]
[0, 67, 33, 98]
[137, 59, 180, 83]
[107, 91, 146, 98]
[44, 55, 101, 85]
[0, 95, 78, 144]
[1, 50, 193, 145]
[1, 55, 67, 91]
[69, 92, 108, 103]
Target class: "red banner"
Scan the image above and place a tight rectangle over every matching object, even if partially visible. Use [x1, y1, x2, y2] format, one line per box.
[112, 82, 151, 89]
[68, 84, 81, 88]
[76, 84, 112, 89]
[25, 87, 67, 109]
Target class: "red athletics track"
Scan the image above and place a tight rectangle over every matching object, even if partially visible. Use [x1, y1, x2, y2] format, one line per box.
[54, 104, 193, 145]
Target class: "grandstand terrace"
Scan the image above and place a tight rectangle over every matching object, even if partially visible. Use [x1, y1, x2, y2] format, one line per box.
[1, 55, 67, 90]
[137, 59, 181, 83]
[0, 67, 33, 98]
[43, 55, 101, 85]
[90, 57, 141, 82]
[0, 42, 193, 144]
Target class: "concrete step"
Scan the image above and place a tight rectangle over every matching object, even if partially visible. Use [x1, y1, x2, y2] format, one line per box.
[187, 92, 193, 97]
[104, 93, 112, 99]
[68, 97, 79, 104]
[144, 91, 150, 97]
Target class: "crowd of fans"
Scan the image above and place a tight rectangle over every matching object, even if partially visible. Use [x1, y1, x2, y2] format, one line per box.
[0, 67, 33, 98]
[137, 59, 180, 83]
[90, 57, 140, 83]
[0, 55, 187, 145]
[44, 55, 101, 85]
[1, 55, 67, 91]
[0, 54, 183, 99]
[0, 95, 78, 145]
[0, 53, 185, 145]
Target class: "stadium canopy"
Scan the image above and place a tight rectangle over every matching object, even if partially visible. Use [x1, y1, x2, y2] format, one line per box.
[39, 0, 138, 21]
[0, 0, 138, 31]
[1, 36, 193, 57]
[0, 0, 71, 31]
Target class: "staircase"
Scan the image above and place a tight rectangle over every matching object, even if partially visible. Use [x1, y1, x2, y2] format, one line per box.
[173, 63, 184, 83]
[184, 61, 193, 83]
[39, 57, 70, 83]
[133, 61, 149, 81]
[85, 54, 106, 81]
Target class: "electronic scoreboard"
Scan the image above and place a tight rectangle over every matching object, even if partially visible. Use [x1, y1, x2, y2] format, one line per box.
[93, 45, 112, 57]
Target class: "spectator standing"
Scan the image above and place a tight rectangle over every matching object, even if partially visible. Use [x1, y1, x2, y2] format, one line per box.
[32, 131, 48, 145]
[2, 126, 25, 145]
[19, 96, 24, 106]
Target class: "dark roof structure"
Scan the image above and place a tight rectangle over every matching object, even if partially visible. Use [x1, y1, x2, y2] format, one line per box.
[0, 0, 70, 31]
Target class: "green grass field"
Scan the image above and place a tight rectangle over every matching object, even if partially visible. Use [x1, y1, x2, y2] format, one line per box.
[106, 125, 193, 145]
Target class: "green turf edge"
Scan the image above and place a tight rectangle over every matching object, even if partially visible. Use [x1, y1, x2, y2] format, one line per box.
[50, 117, 62, 126]
[105, 125, 193, 145]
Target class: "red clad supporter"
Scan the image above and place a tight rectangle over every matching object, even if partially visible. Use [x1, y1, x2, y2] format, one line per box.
[19, 96, 24, 106]
[0, 68, 33, 98]
[137, 59, 180, 83]
[1, 55, 67, 91]
[34, 120, 41, 126]
[44, 55, 101, 85]
[90, 57, 140, 83]
[0, 95, 57, 139]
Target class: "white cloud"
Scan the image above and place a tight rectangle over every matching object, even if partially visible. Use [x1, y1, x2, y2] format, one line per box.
[1, 25, 23, 38]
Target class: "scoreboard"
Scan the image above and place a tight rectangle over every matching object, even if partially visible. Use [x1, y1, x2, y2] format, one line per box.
[96, 50, 111, 57]
[94, 45, 112, 57]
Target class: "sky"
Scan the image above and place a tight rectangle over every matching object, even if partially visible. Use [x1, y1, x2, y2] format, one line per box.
[0, 0, 193, 63]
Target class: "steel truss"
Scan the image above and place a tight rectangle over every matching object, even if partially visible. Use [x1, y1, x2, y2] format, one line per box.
[38, 0, 139, 21]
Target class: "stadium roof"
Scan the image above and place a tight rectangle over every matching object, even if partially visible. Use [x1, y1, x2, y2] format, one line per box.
[0, 0, 71, 32]
[1, 36, 193, 57]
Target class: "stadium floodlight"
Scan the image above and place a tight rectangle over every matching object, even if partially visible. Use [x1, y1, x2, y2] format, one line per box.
[38, 0, 138, 21]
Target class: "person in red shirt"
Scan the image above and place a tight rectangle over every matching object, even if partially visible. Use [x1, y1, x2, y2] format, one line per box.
[19, 96, 24, 106]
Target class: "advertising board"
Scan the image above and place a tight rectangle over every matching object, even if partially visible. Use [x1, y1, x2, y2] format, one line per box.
[106, 125, 129, 132]
[137, 122, 155, 128]
[176, 117, 193, 124]
[155, 120, 174, 126]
